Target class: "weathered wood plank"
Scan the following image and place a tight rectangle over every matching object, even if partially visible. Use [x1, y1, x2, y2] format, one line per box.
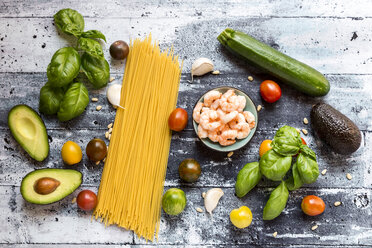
[1, 185, 370, 245]
[0, 73, 370, 131]
[1, 0, 371, 18]
[1, 128, 371, 189]
[0, 17, 370, 74]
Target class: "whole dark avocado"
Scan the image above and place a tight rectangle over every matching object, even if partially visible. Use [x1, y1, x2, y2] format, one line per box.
[311, 103, 361, 155]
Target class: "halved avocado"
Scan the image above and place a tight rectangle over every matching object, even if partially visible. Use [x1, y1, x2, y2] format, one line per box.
[21, 168, 82, 204]
[8, 105, 49, 161]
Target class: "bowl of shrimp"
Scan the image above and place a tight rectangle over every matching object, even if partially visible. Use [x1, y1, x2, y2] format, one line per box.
[192, 87, 258, 152]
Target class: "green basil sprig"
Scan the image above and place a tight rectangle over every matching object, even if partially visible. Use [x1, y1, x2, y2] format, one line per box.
[39, 82, 65, 115]
[57, 81, 89, 122]
[296, 146, 319, 184]
[81, 53, 110, 89]
[272, 125, 302, 156]
[78, 37, 104, 58]
[54, 8, 84, 37]
[47, 47, 81, 88]
[235, 162, 261, 198]
[285, 161, 303, 191]
[81, 30, 106, 42]
[259, 149, 292, 181]
[263, 181, 289, 220]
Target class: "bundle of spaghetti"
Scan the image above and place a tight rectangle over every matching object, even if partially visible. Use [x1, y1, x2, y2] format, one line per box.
[93, 35, 182, 241]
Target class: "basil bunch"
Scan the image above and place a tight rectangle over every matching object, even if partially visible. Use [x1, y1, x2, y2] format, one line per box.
[40, 8, 110, 121]
[235, 125, 320, 220]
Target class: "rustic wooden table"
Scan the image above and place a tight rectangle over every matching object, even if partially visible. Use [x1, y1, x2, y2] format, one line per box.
[1, 0, 371, 247]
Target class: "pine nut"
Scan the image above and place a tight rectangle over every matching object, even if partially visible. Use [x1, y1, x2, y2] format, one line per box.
[334, 201, 341, 207]
[248, 76, 254, 81]
[96, 105, 102, 111]
[301, 129, 308, 135]
[196, 207, 204, 213]
[107, 123, 113, 129]
[321, 169, 327, 175]
[212, 70, 220, 75]
[91, 97, 98, 102]
[303, 118, 309, 125]
[257, 105, 262, 112]
[272, 232, 277, 237]
[311, 225, 318, 230]
[227, 152, 234, 157]
[346, 173, 352, 180]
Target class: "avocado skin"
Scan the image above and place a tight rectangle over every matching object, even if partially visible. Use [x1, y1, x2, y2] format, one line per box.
[311, 103, 361, 155]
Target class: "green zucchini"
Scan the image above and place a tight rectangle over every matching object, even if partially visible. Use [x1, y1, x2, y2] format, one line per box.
[217, 28, 330, 96]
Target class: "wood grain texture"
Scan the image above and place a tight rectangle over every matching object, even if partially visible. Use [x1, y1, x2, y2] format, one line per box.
[0, 0, 371, 247]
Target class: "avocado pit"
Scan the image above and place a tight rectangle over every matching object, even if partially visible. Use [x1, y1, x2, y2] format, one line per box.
[34, 177, 61, 195]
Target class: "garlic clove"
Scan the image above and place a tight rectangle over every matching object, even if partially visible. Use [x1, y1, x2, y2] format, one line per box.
[106, 84, 122, 108]
[204, 188, 224, 214]
[191, 58, 214, 80]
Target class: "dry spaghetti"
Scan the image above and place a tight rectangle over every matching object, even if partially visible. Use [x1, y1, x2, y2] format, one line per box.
[94, 35, 182, 241]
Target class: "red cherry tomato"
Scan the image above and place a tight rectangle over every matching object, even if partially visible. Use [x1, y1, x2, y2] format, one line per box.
[301, 195, 325, 216]
[301, 137, 307, 145]
[77, 190, 97, 211]
[168, 108, 188, 131]
[260, 80, 282, 103]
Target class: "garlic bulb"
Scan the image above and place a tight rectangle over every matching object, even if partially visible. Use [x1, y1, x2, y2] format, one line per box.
[204, 188, 224, 214]
[106, 84, 122, 108]
[191, 58, 214, 80]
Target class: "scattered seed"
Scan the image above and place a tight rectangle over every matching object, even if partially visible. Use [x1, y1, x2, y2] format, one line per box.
[196, 207, 204, 213]
[248, 76, 254, 81]
[108, 128, 113, 134]
[71, 197, 76, 204]
[296, 128, 301, 133]
[346, 173, 352, 180]
[102, 157, 106, 163]
[105, 131, 109, 139]
[227, 152, 234, 157]
[311, 225, 318, 231]
[91, 97, 98, 102]
[187, 80, 192, 83]
[257, 105, 262, 112]
[96, 105, 102, 111]
[303, 118, 309, 125]
[202, 192, 206, 198]
[334, 201, 341, 207]
[321, 169, 327, 175]
[109, 76, 115, 82]
[95, 161, 100, 165]
[212, 70, 220, 75]
[108, 134, 111, 140]
[107, 123, 113, 129]
[272, 232, 277, 237]
[301, 129, 308, 135]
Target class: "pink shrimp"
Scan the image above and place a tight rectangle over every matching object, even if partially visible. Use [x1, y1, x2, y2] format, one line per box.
[243, 111, 256, 129]
[220, 129, 238, 140]
[203, 90, 222, 107]
[236, 123, 251, 139]
[200, 111, 221, 131]
[208, 130, 220, 142]
[197, 124, 208, 139]
[236, 95, 246, 112]
[220, 110, 239, 124]
[210, 99, 221, 110]
[219, 138, 236, 146]
[221, 95, 240, 112]
[193, 102, 204, 123]
[221, 89, 235, 102]
[229, 113, 245, 130]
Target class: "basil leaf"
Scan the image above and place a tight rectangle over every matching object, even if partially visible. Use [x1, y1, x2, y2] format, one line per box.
[259, 149, 292, 181]
[47, 47, 81, 88]
[272, 125, 302, 156]
[57, 81, 89, 122]
[296, 150, 319, 184]
[299, 144, 316, 160]
[39, 82, 65, 115]
[81, 30, 106, 42]
[78, 38, 104, 58]
[235, 162, 261, 198]
[54, 8, 84, 37]
[81, 52, 110, 89]
[285, 161, 303, 191]
[263, 181, 289, 220]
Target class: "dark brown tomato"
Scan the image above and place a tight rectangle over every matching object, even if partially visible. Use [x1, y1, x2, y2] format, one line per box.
[178, 158, 201, 182]
[168, 108, 188, 131]
[86, 138, 107, 162]
[109, 40, 129, 60]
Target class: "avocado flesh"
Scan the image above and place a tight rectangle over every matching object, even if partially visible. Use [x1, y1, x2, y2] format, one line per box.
[8, 105, 49, 161]
[311, 103, 361, 155]
[21, 168, 82, 204]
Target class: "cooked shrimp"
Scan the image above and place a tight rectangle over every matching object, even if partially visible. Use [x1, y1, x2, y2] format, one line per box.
[210, 99, 221, 110]
[216, 108, 226, 119]
[208, 130, 220, 142]
[203, 90, 222, 107]
[197, 124, 208, 139]
[229, 113, 245, 130]
[221, 95, 240, 112]
[236, 123, 250, 139]
[221, 110, 239, 124]
[221, 89, 235, 102]
[193, 102, 204, 123]
[200, 111, 221, 131]
[220, 129, 238, 140]
[208, 109, 218, 120]
[219, 138, 236, 146]
[243, 111, 256, 129]
[236, 95, 246, 112]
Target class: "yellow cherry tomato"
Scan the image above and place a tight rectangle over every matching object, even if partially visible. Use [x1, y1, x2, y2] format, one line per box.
[259, 139, 272, 157]
[230, 206, 253, 229]
[61, 141, 82, 165]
